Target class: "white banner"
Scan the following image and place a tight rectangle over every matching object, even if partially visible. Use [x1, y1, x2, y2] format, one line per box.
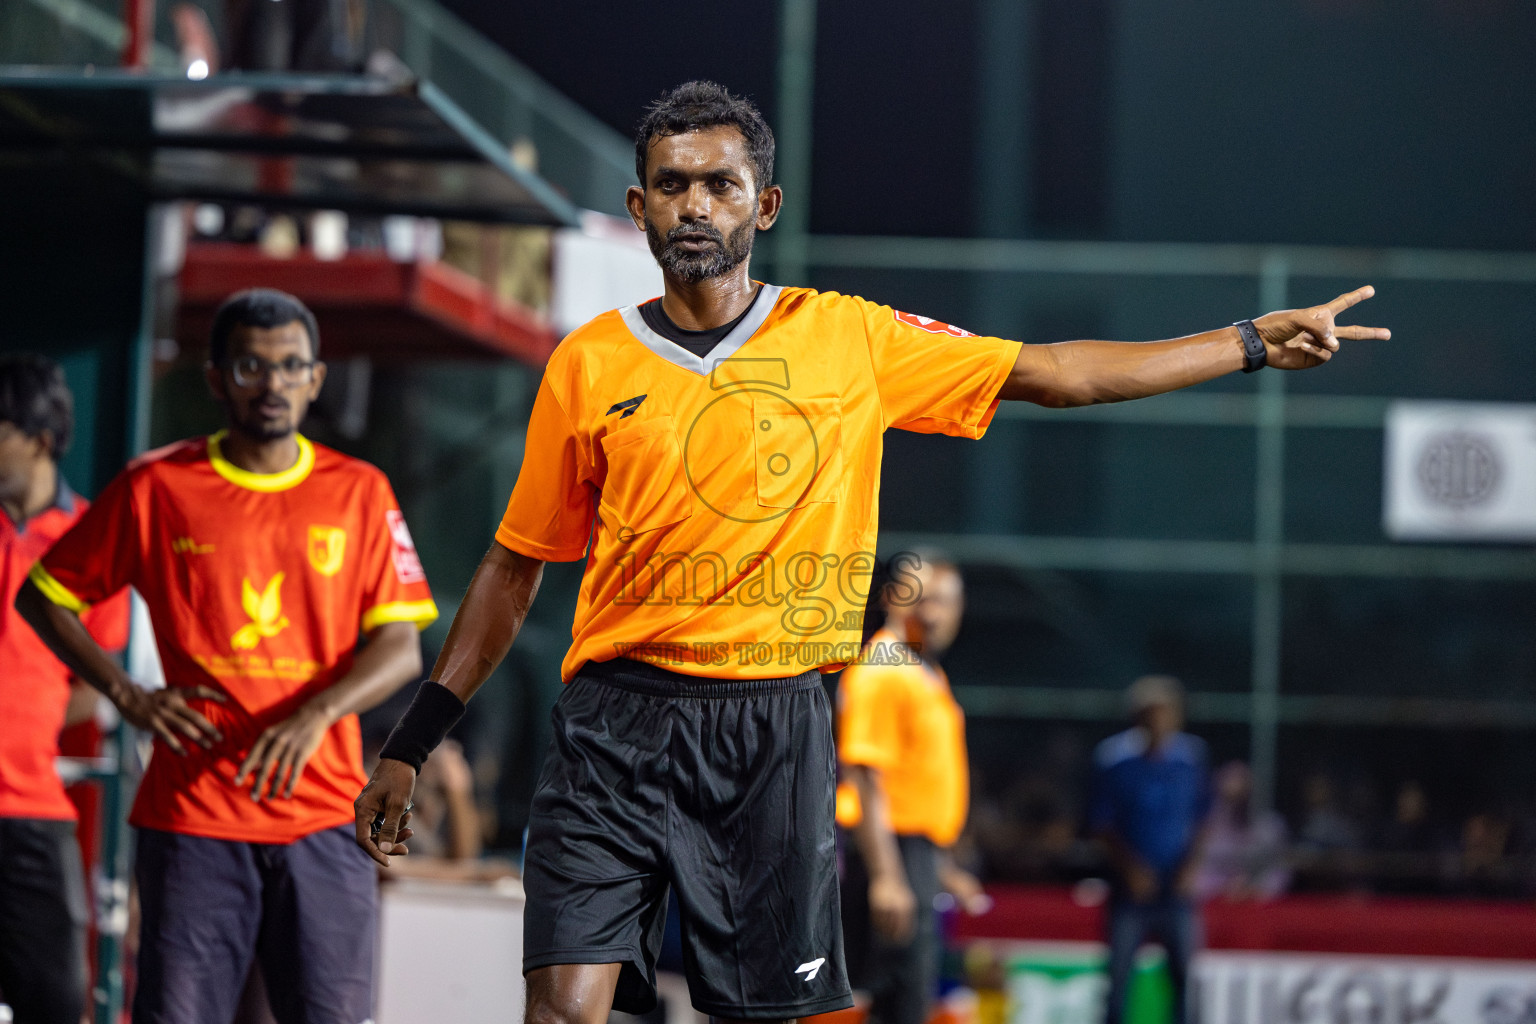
[1196, 949, 1536, 1024]
[1383, 401, 1536, 541]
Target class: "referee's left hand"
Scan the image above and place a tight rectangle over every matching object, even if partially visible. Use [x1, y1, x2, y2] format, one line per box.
[1253, 284, 1391, 370]
[355, 757, 417, 866]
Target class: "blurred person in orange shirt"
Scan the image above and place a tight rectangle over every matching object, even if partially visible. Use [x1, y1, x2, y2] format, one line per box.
[18, 289, 436, 1024]
[0, 355, 129, 1024]
[837, 554, 988, 1024]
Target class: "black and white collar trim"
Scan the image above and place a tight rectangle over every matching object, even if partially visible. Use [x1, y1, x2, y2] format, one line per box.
[617, 284, 784, 377]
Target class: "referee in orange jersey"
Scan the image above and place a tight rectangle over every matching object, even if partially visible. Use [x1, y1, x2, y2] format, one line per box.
[20, 289, 437, 1024]
[356, 81, 1388, 1024]
[837, 555, 985, 1024]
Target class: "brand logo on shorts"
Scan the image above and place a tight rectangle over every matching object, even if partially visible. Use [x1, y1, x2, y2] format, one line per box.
[795, 957, 826, 982]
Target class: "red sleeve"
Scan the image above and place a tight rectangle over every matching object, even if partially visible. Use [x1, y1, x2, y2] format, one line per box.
[80, 589, 131, 653]
[357, 475, 439, 633]
[33, 472, 140, 613]
[860, 298, 1022, 437]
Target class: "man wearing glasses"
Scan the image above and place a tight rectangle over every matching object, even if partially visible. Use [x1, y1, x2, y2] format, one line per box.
[18, 288, 437, 1024]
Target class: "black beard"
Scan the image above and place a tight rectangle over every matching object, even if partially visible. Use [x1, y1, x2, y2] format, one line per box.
[645, 218, 755, 283]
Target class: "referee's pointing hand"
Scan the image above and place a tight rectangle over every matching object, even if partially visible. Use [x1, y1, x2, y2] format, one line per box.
[1253, 284, 1391, 370]
[355, 757, 416, 867]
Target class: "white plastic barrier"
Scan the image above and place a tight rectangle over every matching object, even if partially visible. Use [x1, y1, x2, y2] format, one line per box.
[377, 876, 526, 1024]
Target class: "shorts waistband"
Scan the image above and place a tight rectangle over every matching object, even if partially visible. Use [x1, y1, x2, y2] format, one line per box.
[578, 657, 822, 698]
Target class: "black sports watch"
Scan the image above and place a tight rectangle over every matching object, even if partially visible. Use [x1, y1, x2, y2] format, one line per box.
[1234, 319, 1267, 373]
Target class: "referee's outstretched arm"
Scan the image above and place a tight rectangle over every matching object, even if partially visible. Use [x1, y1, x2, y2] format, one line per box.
[998, 285, 1389, 408]
[355, 543, 543, 866]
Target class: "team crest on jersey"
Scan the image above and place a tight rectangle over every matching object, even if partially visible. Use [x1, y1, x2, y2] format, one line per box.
[307, 526, 347, 577]
[386, 510, 426, 584]
[231, 573, 290, 651]
[893, 310, 976, 338]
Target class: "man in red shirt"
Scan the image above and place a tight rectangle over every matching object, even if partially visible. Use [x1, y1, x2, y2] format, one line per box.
[19, 289, 437, 1024]
[0, 355, 129, 1024]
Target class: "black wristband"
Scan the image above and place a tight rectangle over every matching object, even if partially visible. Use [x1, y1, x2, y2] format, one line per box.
[378, 681, 466, 773]
[1234, 319, 1267, 373]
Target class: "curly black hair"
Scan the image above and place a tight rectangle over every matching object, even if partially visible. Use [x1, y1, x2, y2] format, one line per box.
[209, 288, 320, 366]
[0, 353, 73, 458]
[634, 81, 775, 193]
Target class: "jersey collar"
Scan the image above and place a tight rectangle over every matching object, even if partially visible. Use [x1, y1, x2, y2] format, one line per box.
[617, 284, 783, 377]
[207, 430, 315, 492]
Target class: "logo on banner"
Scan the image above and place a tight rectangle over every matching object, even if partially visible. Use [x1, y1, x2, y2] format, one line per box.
[386, 510, 426, 584]
[1416, 431, 1501, 510]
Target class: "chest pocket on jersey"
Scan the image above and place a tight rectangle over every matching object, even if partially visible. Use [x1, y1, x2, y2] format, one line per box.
[753, 396, 843, 509]
[599, 416, 693, 538]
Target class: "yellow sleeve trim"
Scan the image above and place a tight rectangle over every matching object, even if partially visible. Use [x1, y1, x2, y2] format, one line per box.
[28, 562, 89, 614]
[361, 599, 439, 633]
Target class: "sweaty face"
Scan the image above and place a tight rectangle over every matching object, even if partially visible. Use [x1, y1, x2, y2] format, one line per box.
[636, 126, 762, 283]
[213, 321, 324, 442]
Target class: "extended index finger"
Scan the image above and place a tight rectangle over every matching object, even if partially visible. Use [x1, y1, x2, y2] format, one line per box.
[1326, 284, 1375, 314]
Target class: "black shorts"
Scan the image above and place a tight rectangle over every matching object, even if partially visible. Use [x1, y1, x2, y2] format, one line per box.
[0, 817, 88, 1024]
[522, 659, 852, 1019]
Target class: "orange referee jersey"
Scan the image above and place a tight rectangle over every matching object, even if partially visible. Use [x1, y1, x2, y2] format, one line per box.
[836, 629, 968, 847]
[31, 432, 438, 843]
[496, 286, 1021, 681]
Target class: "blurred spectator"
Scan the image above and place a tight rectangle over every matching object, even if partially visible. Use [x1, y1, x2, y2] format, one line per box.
[837, 556, 987, 1024]
[225, 0, 366, 71]
[1296, 772, 1362, 853]
[1089, 675, 1210, 1024]
[400, 739, 482, 861]
[1193, 761, 1290, 902]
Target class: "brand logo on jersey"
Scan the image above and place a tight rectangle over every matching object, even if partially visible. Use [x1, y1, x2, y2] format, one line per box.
[607, 394, 648, 419]
[172, 536, 215, 555]
[231, 573, 290, 650]
[795, 958, 826, 982]
[307, 526, 347, 577]
[894, 310, 976, 338]
[386, 510, 426, 584]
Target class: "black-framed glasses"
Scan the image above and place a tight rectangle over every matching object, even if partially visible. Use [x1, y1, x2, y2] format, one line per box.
[227, 355, 317, 388]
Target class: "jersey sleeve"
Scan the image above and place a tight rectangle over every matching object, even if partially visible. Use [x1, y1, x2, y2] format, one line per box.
[357, 477, 439, 633]
[80, 589, 131, 654]
[495, 372, 595, 562]
[860, 298, 1022, 437]
[837, 662, 906, 773]
[32, 472, 140, 613]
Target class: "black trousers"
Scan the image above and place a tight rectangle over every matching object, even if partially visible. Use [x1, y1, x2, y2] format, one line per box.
[0, 817, 89, 1024]
[840, 831, 940, 1024]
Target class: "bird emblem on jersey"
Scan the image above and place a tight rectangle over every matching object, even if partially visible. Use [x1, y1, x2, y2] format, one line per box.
[231, 573, 290, 650]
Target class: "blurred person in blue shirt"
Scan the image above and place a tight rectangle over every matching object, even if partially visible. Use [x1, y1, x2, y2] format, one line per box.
[1089, 675, 1212, 1024]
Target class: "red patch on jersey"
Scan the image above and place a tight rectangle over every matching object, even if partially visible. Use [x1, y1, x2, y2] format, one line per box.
[893, 310, 976, 338]
[386, 509, 426, 584]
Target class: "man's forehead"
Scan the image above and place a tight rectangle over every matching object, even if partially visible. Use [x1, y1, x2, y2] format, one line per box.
[226, 320, 313, 358]
[647, 126, 752, 171]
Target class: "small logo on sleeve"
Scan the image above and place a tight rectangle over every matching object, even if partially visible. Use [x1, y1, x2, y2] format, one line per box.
[386, 510, 426, 584]
[606, 395, 648, 418]
[794, 958, 826, 982]
[894, 310, 976, 338]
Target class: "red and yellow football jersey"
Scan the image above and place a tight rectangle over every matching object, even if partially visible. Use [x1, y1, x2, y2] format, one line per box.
[496, 286, 1020, 681]
[836, 630, 969, 847]
[0, 488, 129, 820]
[32, 432, 437, 843]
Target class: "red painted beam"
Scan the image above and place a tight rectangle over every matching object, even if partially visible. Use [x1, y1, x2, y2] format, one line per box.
[177, 243, 560, 365]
